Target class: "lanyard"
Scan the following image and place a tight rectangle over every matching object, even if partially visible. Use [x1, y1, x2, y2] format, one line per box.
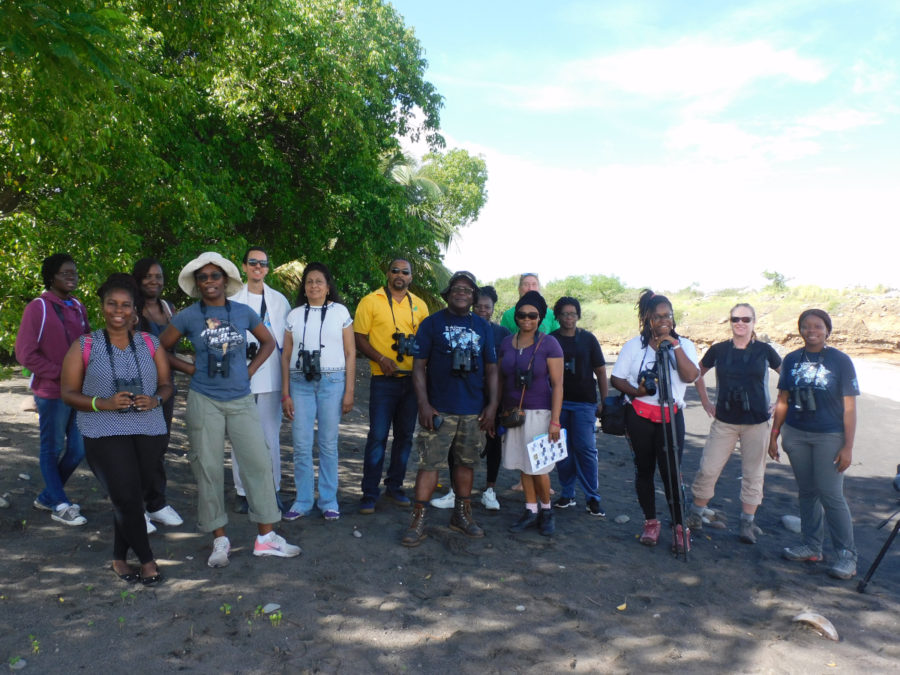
[385, 288, 416, 333]
[103, 330, 144, 394]
[200, 299, 232, 321]
[300, 303, 328, 350]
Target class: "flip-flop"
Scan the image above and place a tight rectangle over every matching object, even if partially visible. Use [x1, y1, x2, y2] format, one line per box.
[112, 564, 139, 584]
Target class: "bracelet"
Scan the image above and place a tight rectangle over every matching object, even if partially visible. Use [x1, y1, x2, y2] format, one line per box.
[91, 396, 99, 412]
[673, 344, 682, 350]
[281, 394, 290, 403]
[549, 421, 561, 428]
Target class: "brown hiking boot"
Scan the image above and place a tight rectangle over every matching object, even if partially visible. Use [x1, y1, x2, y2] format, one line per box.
[401, 505, 427, 547]
[449, 498, 484, 538]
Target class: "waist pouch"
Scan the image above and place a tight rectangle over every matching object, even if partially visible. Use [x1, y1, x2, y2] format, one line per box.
[631, 398, 678, 424]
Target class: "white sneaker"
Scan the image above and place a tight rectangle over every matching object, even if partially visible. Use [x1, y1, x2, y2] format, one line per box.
[148, 505, 184, 526]
[481, 487, 500, 511]
[430, 489, 456, 509]
[51, 503, 86, 526]
[253, 532, 301, 558]
[145, 512, 157, 534]
[208, 536, 231, 568]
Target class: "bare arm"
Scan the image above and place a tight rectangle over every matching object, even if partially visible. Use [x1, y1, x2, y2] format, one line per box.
[547, 356, 564, 442]
[281, 330, 295, 420]
[341, 324, 356, 414]
[768, 390, 790, 462]
[159, 324, 195, 376]
[834, 396, 856, 473]
[695, 365, 715, 417]
[355, 332, 398, 376]
[412, 356, 437, 430]
[480, 362, 498, 435]
[594, 365, 609, 413]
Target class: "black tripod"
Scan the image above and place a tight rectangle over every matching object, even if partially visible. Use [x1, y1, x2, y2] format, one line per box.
[656, 341, 689, 561]
[857, 504, 900, 593]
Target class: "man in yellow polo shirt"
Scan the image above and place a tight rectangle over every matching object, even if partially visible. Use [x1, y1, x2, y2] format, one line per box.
[355, 258, 429, 513]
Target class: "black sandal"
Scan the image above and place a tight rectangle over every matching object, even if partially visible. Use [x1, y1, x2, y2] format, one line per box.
[111, 563, 139, 584]
[140, 563, 164, 586]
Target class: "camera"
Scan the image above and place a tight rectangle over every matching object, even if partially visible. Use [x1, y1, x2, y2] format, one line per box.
[296, 348, 322, 381]
[564, 357, 577, 374]
[724, 387, 751, 412]
[515, 367, 533, 389]
[208, 352, 230, 378]
[391, 332, 417, 362]
[246, 342, 259, 360]
[639, 367, 658, 396]
[791, 387, 816, 412]
[451, 346, 476, 375]
[115, 377, 141, 413]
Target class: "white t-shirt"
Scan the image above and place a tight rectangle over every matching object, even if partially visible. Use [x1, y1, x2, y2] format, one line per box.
[234, 285, 291, 394]
[285, 302, 352, 372]
[611, 335, 699, 407]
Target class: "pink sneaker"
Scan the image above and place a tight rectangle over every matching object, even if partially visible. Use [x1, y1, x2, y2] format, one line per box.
[253, 532, 301, 558]
[640, 519, 661, 546]
[672, 524, 692, 553]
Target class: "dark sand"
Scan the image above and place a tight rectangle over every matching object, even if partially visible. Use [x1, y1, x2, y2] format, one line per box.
[1, 362, 898, 673]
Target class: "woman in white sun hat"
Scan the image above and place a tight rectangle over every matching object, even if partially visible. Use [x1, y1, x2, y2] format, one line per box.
[160, 252, 300, 568]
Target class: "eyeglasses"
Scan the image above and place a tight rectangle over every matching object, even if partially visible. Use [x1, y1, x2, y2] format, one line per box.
[55, 270, 78, 279]
[195, 272, 224, 283]
[558, 311, 578, 318]
[651, 312, 673, 322]
[515, 311, 539, 320]
[731, 316, 753, 323]
[450, 285, 474, 295]
[390, 267, 411, 276]
[247, 259, 269, 267]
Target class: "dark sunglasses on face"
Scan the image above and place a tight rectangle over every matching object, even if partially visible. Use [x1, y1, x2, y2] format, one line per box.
[247, 259, 269, 267]
[731, 316, 753, 323]
[390, 267, 411, 275]
[516, 311, 539, 320]
[195, 272, 224, 283]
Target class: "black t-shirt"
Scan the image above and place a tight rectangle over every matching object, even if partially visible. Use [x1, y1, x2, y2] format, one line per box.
[551, 328, 606, 404]
[701, 340, 782, 424]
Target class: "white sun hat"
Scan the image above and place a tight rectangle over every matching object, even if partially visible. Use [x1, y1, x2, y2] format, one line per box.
[177, 251, 244, 298]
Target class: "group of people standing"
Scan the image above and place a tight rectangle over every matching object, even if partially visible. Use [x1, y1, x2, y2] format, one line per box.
[15, 255, 861, 583]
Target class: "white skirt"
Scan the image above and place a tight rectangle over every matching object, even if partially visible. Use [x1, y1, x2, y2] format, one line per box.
[502, 409, 554, 475]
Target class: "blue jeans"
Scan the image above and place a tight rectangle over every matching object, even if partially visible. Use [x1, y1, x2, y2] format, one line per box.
[556, 401, 602, 502]
[361, 376, 417, 499]
[290, 371, 344, 513]
[34, 396, 85, 508]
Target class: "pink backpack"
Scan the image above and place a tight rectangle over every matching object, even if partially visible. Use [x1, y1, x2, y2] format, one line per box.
[82, 332, 156, 368]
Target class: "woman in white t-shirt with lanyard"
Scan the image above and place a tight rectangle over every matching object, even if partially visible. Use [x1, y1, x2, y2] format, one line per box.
[281, 263, 355, 521]
[610, 289, 700, 553]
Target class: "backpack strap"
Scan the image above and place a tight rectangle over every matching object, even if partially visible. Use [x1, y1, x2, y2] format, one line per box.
[36, 298, 48, 343]
[140, 331, 157, 357]
[82, 335, 93, 369]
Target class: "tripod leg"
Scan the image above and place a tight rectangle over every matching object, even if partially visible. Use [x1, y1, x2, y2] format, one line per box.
[857, 517, 900, 593]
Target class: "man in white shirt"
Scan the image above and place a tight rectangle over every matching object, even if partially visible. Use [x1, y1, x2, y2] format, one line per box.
[230, 247, 291, 513]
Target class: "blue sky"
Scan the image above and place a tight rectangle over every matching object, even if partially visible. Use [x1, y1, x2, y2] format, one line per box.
[390, 0, 900, 292]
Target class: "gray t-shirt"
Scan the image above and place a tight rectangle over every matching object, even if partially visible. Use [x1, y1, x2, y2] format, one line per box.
[172, 301, 261, 400]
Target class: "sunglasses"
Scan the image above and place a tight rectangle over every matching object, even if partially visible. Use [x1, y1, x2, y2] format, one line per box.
[247, 259, 269, 267]
[450, 285, 474, 295]
[515, 311, 539, 320]
[390, 267, 411, 276]
[730, 316, 753, 323]
[195, 271, 224, 283]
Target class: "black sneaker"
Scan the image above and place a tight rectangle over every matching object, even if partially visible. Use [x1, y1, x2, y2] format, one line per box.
[553, 496, 577, 509]
[585, 498, 606, 517]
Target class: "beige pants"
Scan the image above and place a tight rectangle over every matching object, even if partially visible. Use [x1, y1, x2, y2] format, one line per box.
[691, 419, 769, 506]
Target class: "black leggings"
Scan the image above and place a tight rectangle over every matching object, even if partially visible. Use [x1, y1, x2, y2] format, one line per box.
[624, 405, 686, 526]
[84, 434, 167, 564]
[446, 432, 501, 485]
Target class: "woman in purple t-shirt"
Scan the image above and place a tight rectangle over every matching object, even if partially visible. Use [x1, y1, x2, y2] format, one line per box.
[499, 291, 563, 536]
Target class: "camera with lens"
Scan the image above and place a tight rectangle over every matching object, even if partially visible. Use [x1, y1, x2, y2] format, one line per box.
[295, 348, 322, 381]
[208, 353, 230, 378]
[246, 341, 259, 360]
[791, 386, 817, 412]
[724, 387, 750, 412]
[515, 367, 533, 389]
[451, 346, 476, 375]
[115, 377, 141, 413]
[639, 367, 658, 396]
[391, 332, 417, 362]
[564, 357, 577, 374]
